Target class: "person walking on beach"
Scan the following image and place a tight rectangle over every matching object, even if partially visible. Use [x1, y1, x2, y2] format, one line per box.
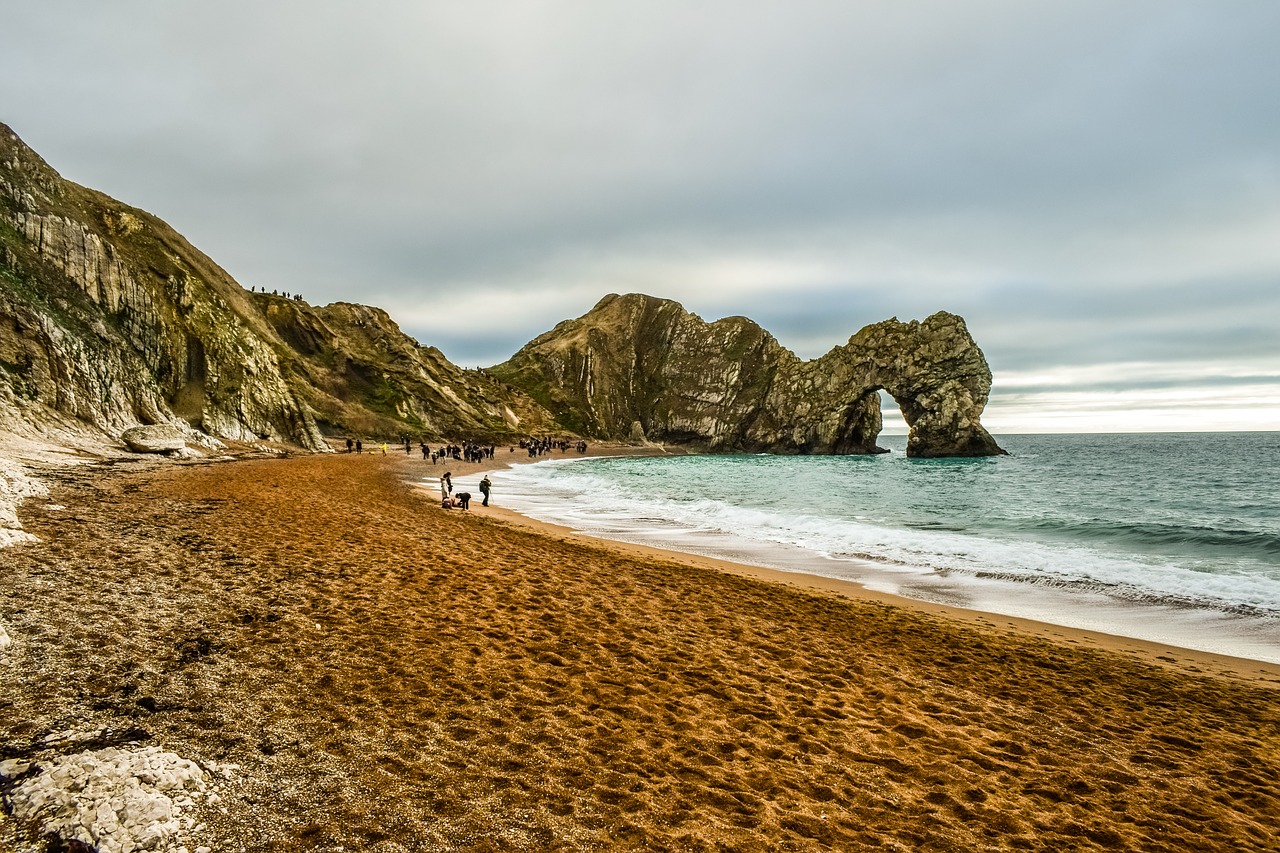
[345, 437, 353, 453]
[479, 475, 492, 507]
[355, 439, 363, 454]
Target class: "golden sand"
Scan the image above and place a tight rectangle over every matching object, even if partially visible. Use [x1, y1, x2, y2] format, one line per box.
[1, 448, 1278, 851]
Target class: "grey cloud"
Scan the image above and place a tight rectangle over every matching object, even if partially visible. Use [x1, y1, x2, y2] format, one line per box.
[3, 2, 1279, 429]
[997, 374, 1280, 401]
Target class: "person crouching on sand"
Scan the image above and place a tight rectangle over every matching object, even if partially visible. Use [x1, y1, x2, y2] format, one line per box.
[456, 491, 471, 510]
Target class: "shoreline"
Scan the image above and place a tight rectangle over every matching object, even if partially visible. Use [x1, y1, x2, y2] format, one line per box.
[4, 446, 1280, 850]
[401, 445, 1280, 686]
[483, 504, 1280, 685]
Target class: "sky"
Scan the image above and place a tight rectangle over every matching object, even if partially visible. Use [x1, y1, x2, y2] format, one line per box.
[3, 2, 1278, 433]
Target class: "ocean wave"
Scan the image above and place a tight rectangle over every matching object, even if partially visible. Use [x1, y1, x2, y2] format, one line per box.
[1019, 517, 1280, 558]
[497, 461, 1280, 619]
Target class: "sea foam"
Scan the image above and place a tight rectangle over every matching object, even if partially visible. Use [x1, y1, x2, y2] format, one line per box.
[492, 433, 1280, 662]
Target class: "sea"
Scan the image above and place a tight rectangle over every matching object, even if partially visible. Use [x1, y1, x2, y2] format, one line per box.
[483, 432, 1280, 664]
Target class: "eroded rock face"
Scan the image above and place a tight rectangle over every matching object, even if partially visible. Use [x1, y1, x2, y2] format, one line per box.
[0, 122, 558, 449]
[0, 122, 328, 450]
[762, 312, 1005, 457]
[493, 294, 795, 445]
[493, 294, 1005, 457]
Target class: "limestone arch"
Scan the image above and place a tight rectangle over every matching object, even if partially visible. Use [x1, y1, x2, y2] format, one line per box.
[798, 311, 1005, 458]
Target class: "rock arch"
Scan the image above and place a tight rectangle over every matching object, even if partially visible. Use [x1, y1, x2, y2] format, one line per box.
[752, 312, 1005, 457]
[494, 294, 1005, 458]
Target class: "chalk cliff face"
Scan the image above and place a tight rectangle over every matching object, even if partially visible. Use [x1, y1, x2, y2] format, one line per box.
[492, 293, 1005, 457]
[0, 122, 555, 449]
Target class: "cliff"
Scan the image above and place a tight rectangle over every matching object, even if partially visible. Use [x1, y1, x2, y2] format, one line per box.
[1, 122, 1001, 459]
[491, 293, 1005, 457]
[0, 122, 556, 450]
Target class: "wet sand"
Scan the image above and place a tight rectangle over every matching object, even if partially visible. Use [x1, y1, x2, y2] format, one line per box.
[2, 448, 1279, 851]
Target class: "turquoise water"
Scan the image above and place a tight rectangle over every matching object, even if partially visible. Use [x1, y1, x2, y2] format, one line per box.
[486, 433, 1280, 661]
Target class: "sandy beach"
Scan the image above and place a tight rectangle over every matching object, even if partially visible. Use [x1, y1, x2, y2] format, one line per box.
[2, 446, 1279, 851]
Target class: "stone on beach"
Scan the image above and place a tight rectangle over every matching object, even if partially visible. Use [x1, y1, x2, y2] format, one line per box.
[1, 744, 207, 853]
[121, 426, 187, 454]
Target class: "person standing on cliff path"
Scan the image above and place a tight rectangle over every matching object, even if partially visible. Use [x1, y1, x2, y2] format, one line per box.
[479, 476, 492, 507]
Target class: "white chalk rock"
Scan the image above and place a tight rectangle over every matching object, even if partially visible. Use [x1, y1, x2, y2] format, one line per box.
[0, 759, 31, 778]
[6, 745, 207, 853]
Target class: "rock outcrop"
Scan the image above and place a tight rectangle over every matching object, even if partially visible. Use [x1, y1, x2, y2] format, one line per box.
[120, 425, 186, 454]
[256, 296, 557, 442]
[0, 122, 557, 450]
[492, 293, 1005, 457]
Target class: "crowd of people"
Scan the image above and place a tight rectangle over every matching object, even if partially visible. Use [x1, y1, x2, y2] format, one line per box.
[342, 435, 588, 461]
[248, 285, 305, 301]
[338, 433, 590, 512]
[519, 437, 588, 457]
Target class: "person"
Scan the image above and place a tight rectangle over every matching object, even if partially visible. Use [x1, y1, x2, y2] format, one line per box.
[479, 476, 492, 507]
[442, 472, 453, 494]
[355, 439, 363, 454]
[456, 491, 472, 510]
[381, 442, 387, 456]
[345, 437, 354, 453]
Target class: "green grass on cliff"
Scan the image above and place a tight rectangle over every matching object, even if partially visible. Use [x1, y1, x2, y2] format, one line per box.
[488, 362, 593, 437]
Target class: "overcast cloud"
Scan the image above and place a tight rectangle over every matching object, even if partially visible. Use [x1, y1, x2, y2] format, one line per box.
[4, 1, 1278, 432]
